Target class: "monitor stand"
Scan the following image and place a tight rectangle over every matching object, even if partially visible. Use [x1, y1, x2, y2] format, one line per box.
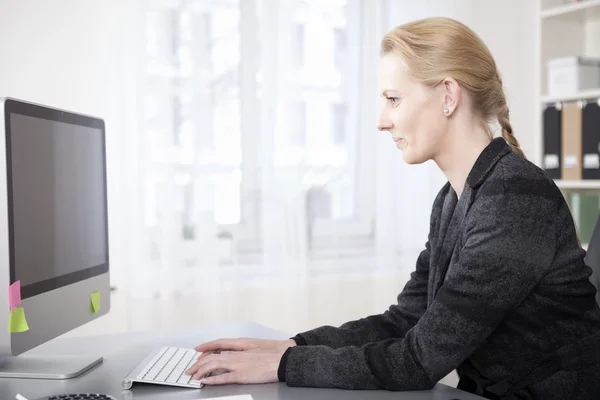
[0, 355, 103, 379]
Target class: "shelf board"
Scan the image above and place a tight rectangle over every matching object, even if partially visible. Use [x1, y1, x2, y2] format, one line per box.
[541, 0, 600, 21]
[541, 88, 600, 104]
[555, 180, 600, 190]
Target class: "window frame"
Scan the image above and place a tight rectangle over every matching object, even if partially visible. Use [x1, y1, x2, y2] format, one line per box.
[309, 0, 376, 240]
[143, 0, 378, 256]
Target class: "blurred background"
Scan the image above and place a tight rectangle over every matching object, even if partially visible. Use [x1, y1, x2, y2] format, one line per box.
[2, 1, 600, 387]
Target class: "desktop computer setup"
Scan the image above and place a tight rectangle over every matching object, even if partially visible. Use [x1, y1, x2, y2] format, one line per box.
[0, 98, 207, 399]
[3, 97, 600, 400]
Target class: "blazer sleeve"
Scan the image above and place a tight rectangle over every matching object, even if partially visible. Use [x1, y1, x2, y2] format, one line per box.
[288, 184, 451, 350]
[290, 242, 430, 349]
[280, 189, 558, 390]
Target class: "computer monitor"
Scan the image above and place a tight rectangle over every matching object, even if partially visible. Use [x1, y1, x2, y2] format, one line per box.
[0, 98, 111, 379]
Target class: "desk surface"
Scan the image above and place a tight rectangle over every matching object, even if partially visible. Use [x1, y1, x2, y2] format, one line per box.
[2, 322, 484, 400]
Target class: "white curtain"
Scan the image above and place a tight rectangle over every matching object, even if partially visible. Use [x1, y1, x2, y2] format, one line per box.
[0, 0, 535, 300]
[116, 0, 527, 294]
[113, 0, 390, 296]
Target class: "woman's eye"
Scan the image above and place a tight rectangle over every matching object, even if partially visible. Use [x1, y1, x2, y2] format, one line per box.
[387, 96, 400, 106]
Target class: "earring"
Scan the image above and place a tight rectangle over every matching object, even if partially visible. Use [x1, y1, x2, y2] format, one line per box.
[443, 108, 450, 115]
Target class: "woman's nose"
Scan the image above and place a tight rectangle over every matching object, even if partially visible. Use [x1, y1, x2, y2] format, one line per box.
[376, 115, 392, 131]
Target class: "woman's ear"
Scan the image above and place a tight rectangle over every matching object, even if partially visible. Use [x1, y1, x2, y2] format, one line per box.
[441, 77, 461, 117]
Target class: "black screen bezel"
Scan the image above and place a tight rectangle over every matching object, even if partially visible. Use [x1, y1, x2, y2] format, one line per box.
[4, 98, 110, 299]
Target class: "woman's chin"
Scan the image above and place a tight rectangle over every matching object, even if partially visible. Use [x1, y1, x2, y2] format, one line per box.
[401, 150, 425, 165]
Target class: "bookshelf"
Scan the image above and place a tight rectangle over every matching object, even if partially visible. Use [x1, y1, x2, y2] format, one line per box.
[540, 0, 600, 20]
[555, 179, 600, 190]
[540, 88, 600, 104]
[537, 0, 600, 244]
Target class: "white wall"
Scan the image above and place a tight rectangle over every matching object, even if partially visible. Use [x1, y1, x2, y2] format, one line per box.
[376, 0, 537, 257]
[0, 0, 145, 285]
[470, 0, 537, 162]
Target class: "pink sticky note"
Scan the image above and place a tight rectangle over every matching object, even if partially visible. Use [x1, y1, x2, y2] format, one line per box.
[9, 281, 21, 311]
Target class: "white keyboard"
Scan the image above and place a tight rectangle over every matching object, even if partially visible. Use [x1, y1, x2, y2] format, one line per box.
[121, 346, 204, 390]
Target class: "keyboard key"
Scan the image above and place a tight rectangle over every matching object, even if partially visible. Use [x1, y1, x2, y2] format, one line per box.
[155, 373, 169, 382]
[144, 371, 158, 380]
[168, 370, 182, 380]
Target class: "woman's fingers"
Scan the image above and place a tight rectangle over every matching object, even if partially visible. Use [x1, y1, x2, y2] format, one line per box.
[196, 349, 221, 361]
[187, 352, 235, 377]
[192, 360, 228, 380]
[200, 371, 238, 385]
[195, 338, 250, 353]
[186, 354, 211, 376]
[194, 339, 229, 352]
[187, 350, 281, 385]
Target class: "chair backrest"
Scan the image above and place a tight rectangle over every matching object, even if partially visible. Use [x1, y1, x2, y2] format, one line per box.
[583, 213, 600, 306]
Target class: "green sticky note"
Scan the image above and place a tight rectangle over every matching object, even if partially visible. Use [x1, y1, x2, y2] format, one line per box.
[90, 291, 101, 313]
[8, 307, 29, 333]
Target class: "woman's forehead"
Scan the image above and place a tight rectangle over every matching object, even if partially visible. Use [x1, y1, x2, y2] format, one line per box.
[379, 54, 415, 91]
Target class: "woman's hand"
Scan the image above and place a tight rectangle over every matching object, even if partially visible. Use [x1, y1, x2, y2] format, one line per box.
[194, 338, 296, 361]
[186, 337, 297, 385]
[185, 348, 287, 385]
[187, 349, 285, 385]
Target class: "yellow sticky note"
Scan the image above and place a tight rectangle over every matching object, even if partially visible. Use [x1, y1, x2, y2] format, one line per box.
[8, 307, 29, 333]
[90, 291, 101, 313]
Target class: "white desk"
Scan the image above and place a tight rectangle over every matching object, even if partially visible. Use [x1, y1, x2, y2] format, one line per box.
[2, 322, 485, 400]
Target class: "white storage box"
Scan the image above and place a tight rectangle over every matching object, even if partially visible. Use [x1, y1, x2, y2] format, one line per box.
[547, 56, 600, 96]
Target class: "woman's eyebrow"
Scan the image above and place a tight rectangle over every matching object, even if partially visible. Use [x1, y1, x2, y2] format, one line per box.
[381, 89, 399, 97]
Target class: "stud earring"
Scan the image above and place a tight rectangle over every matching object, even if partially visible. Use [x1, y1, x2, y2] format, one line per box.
[443, 108, 450, 115]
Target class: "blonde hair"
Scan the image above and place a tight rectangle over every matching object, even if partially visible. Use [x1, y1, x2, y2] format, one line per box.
[381, 17, 525, 158]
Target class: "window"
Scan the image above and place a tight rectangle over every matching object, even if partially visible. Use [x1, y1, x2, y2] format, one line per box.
[334, 27, 347, 70]
[288, 100, 307, 147]
[142, 0, 376, 267]
[293, 24, 306, 68]
[171, 94, 182, 145]
[290, 0, 369, 236]
[331, 102, 347, 146]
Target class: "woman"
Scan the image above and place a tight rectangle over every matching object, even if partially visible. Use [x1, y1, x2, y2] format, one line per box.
[186, 17, 600, 399]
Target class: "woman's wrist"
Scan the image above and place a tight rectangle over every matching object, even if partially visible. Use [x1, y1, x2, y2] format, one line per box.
[277, 346, 294, 382]
[289, 334, 307, 346]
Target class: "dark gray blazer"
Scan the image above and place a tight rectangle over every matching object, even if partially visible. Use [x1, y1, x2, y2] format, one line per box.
[278, 138, 600, 400]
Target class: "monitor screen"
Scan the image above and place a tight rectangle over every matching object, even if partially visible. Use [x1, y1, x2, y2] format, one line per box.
[5, 102, 108, 300]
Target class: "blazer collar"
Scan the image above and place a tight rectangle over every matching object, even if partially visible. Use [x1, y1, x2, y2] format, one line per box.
[466, 137, 512, 189]
[429, 138, 511, 300]
[429, 183, 473, 302]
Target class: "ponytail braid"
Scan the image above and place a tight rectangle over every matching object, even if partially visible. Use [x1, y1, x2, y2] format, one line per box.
[498, 104, 525, 158]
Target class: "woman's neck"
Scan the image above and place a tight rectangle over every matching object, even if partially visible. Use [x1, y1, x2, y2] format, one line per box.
[434, 128, 491, 198]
